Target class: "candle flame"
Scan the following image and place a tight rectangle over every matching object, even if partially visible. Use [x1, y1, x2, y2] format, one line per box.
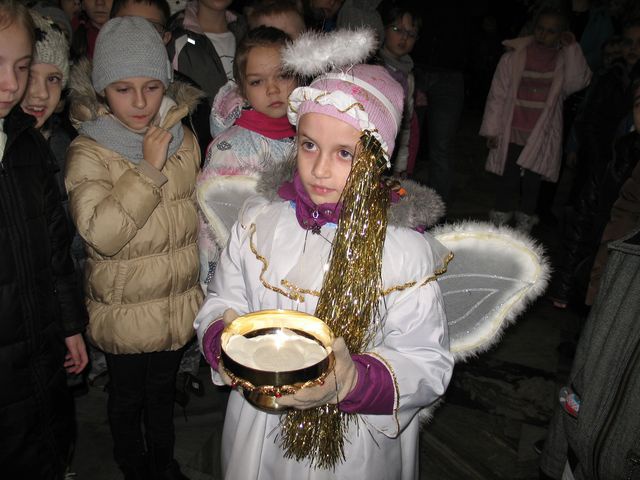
[274, 329, 287, 350]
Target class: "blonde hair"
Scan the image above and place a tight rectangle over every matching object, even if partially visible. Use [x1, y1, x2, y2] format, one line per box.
[0, 0, 35, 47]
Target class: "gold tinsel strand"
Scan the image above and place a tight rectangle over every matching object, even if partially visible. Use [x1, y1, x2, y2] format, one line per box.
[280, 131, 390, 469]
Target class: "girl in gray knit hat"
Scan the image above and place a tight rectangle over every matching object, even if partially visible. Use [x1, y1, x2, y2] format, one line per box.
[65, 15, 204, 480]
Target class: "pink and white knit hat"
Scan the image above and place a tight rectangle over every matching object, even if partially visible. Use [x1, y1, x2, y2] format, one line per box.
[284, 31, 404, 162]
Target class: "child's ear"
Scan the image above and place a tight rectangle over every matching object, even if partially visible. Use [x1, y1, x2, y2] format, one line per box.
[163, 31, 172, 46]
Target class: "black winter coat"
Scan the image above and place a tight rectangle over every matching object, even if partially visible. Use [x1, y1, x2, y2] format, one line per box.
[0, 107, 86, 478]
[571, 60, 638, 199]
[551, 131, 640, 304]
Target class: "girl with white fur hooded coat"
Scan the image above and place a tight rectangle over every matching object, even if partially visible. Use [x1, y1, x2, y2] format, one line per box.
[194, 30, 454, 480]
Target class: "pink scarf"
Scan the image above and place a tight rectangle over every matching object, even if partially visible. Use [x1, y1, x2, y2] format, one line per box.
[235, 109, 295, 140]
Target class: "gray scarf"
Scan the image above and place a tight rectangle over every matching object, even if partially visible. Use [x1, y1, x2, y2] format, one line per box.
[379, 47, 414, 75]
[79, 99, 184, 165]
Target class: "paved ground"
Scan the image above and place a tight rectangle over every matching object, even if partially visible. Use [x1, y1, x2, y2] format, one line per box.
[71, 108, 583, 479]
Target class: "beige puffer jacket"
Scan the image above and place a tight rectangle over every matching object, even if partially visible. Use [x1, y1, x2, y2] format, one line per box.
[65, 60, 204, 354]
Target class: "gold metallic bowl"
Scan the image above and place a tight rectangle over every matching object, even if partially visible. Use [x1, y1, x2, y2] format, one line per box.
[220, 309, 335, 413]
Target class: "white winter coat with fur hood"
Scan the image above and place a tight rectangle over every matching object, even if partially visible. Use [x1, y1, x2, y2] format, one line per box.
[65, 61, 204, 354]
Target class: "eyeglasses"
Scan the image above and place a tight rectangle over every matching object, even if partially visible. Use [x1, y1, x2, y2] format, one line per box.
[389, 25, 418, 39]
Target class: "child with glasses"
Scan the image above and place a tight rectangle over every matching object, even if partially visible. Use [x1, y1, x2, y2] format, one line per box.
[377, 0, 421, 177]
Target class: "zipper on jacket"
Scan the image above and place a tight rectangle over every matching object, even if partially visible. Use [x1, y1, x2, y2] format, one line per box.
[592, 336, 640, 479]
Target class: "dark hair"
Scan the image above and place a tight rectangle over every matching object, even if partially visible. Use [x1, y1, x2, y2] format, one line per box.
[247, 0, 303, 26]
[0, 0, 36, 46]
[622, 17, 640, 35]
[233, 26, 292, 97]
[533, 6, 569, 32]
[632, 77, 640, 98]
[70, 9, 89, 60]
[378, 0, 422, 32]
[110, 0, 171, 25]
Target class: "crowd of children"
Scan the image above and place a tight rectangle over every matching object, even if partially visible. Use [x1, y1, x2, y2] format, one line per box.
[2, 0, 640, 478]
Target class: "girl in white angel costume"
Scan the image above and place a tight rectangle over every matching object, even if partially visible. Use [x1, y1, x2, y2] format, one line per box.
[193, 28, 455, 480]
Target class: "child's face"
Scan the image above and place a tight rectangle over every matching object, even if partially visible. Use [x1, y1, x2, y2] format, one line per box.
[0, 21, 32, 119]
[243, 45, 297, 119]
[534, 14, 563, 49]
[114, 2, 171, 45]
[250, 11, 306, 40]
[60, 0, 82, 19]
[104, 77, 165, 131]
[384, 13, 418, 59]
[296, 113, 360, 205]
[603, 41, 623, 69]
[622, 26, 640, 68]
[198, 0, 233, 12]
[311, 0, 343, 20]
[21, 63, 63, 129]
[82, 0, 113, 28]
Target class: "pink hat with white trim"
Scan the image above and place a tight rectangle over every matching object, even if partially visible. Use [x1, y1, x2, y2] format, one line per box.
[288, 63, 404, 160]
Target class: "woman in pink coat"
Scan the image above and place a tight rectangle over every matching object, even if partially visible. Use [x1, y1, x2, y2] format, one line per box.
[480, 7, 591, 232]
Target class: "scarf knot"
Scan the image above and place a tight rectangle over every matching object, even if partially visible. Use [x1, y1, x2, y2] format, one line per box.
[277, 171, 341, 232]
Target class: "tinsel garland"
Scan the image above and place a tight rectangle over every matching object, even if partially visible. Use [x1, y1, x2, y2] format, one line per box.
[279, 131, 391, 469]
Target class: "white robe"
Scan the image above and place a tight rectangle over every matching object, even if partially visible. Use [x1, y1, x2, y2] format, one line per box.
[194, 196, 454, 480]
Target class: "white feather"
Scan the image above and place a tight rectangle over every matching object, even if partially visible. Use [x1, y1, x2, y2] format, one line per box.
[282, 29, 377, 76]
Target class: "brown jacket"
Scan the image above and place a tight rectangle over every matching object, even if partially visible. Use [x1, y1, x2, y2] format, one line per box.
[65, 62, 204, 353]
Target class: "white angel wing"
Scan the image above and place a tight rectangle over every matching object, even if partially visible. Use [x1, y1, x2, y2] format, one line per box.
[197, 175, 258, 249]
[433, 222, 550, 362]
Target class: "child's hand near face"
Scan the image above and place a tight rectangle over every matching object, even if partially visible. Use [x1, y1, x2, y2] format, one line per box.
[559, 31, 576, 47]
[143, 125, 173, 171]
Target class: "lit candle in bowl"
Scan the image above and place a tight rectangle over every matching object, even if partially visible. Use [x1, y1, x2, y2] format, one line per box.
[219, 310, 336, 413]
[226, 328, 327, 372]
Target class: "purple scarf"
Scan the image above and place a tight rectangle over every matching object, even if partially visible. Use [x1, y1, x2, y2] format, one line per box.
[278, 172, 414, 232]
[277, 172, 341, 232]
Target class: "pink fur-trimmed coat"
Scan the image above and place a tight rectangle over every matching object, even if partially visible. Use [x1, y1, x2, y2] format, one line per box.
[479, 36, 591, 182]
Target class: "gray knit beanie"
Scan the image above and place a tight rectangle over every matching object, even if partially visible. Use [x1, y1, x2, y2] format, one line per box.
[30, 11, 70, 88]
[92, 16, 172, 93]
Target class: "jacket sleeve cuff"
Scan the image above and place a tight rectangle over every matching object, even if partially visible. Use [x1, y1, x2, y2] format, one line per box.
[202, 319, 225, 370]
[338, 354, 395, 415]
[137, 160, 168, 187]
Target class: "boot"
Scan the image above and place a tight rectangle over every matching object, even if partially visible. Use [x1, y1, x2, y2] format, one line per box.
[514, 211, 539, 233]
[156, 460, 190, 480]
[120, 454, 149, 480]
[488, 209, 513, 227]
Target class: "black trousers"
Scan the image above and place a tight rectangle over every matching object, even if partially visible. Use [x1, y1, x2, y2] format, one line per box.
[105, 349, 183, 470]
[495, 143, 542, 215]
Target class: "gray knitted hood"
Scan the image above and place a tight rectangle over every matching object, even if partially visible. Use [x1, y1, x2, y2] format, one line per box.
[256, 156, 446, 229]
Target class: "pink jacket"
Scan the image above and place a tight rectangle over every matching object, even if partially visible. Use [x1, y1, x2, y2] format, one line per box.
[479, 36, 591, 182]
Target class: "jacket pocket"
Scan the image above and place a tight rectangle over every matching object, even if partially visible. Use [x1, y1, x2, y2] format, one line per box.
[112, 261, 129, 304]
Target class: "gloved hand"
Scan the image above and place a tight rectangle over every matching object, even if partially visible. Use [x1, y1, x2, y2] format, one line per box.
[276, 337, 358, 410]
[217, 309, 239, 387]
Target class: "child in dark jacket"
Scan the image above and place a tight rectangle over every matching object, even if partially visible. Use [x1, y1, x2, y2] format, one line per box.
[0, 2, 87, 477]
